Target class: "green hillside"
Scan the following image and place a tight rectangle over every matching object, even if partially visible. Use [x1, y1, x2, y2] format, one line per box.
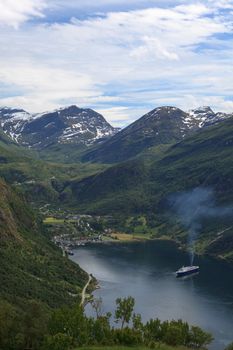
[0, 178, 88, 309]
[66, 117, 233, 209]
[63, 117, 233, 261]
[0, 128, 107, 206]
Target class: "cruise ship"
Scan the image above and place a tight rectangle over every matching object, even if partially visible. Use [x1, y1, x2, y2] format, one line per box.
[176, 265, 199, 277]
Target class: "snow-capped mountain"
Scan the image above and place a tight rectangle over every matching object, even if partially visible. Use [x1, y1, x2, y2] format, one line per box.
[82, 106, 233, 163]
[0, 105, 119, 149]
[0, 105, 231, 154]
[0, 107, 31, 143]
[186, 106, 232, 129]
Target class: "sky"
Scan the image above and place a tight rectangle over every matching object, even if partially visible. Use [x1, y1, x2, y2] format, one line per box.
[0, 0, 233, 126]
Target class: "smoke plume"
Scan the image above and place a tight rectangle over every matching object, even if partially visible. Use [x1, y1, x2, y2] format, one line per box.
[169, 187, 233, 265]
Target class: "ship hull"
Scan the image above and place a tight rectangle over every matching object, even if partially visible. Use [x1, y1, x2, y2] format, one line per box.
[176, 266, 199, 277]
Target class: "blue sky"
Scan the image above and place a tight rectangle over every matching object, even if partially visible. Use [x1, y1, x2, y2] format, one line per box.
[0, 0, 233, 126]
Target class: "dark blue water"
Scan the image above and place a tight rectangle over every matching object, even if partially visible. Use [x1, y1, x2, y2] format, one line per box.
[71, 240, 233, 349]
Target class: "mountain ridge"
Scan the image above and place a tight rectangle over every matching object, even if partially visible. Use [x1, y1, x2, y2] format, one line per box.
[83, 105, 232, 163]
[60, 115, 233, 262]
[0, 105, 119, 150]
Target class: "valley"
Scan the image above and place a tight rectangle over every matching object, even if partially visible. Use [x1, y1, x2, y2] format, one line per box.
[2, 2, 233, 348]
[1, 104, 233, 264]
[1, 103, 233, 349]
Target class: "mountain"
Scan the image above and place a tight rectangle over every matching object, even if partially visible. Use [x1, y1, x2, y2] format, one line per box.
[63, 116, 233, 261]
[0, 178, 88, 309]
[0, 124, 106, 206]
[70, 114, 233, 213]
[82, 106, 232, 163]
[188, 106, 231, 128]
[0, 107, 31, 143]
[0, 105, 119, 150]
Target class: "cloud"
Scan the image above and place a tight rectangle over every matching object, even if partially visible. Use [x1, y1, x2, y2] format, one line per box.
[130, 36, 179, 61]
[0, 63, 101, 111]
[0, 0, 46, 28]
[0, 1, 233, 123]
[95, 106, 148, 127]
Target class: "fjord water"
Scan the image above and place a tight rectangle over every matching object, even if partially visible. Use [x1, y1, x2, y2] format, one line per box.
[71, 241, 233, 349]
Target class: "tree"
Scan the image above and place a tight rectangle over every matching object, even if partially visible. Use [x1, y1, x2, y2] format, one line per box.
[189, 325, 213, 349]
[48, 304, 89, 346]
[22, 301, 49, 350]
[115, 296, 135, 329]
[163, 324, 183, 346]
[144, 318, 162, 343]
[164, 320, 190, 346]
[89, 315, 112, 345]
[132, 313, 143, 332]
[225, 342, 233, 350]
[0, 301, 20, 350]
[42, 333, 73, 350]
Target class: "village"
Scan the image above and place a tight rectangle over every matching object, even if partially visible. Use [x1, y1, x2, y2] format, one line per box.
[41, 208, 116, 255]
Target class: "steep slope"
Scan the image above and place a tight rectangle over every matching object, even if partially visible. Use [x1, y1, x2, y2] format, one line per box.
[70, 115, 233, 213]
[0, 105, 119, 150]
[0, 179, 88, 309]
[0, 125, 106, 211]
[0, 107, 31, 143]
[82, 106, 232, 163]
[62, 116, 233, 262]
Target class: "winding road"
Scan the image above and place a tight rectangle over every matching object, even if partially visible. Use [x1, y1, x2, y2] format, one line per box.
[80, 274, 92, 306]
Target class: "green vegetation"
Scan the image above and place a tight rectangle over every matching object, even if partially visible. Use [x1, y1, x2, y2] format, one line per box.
[0, 178, 89, 310]
[0, 127, 107, 207]
[2, 116, 233, 262]
[44, 217, 66, 224]
[62, 117, 233, 262]
[0, 296, 213, 350]
[41, 296, 213, 350]
[1, 111, 233, 349]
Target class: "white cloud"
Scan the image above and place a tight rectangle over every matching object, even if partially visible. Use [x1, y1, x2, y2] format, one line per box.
[0, 0, 46, 28]
[95, 106, 147, 127]
[0, 1, 233, 123]
[130, 36, 179, 61]
[207, 0, 233, 9]
[0, 63, 102, 112]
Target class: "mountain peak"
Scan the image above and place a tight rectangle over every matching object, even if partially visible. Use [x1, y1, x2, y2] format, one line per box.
[82, 105, 233, 163]
[0, 105, 118, 149]
[57, 105, 82, 113]
[150, 106, 181, 113]
[189, 106, 214, 114]
[143, 106, 185, 122]
[187, 106, 231, 128]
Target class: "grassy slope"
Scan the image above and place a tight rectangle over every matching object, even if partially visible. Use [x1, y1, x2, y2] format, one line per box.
[0, 178, 88, 310]
[38, 142, 87, 163]
[0, 128, 107, 205]
[67, 117, 233, 210]
[1, 117, 233, 261]
[62, 117, 233, 260]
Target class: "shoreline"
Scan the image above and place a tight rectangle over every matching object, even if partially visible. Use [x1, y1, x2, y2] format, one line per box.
[86, 233, 233, 268]
[71, 234, 233, 308]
